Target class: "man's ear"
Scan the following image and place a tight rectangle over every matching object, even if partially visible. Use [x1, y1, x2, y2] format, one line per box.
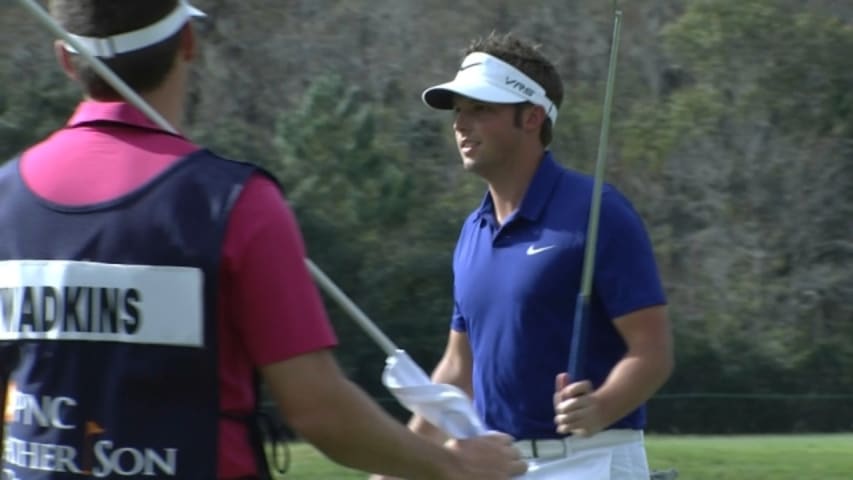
[524, 104, 547, 133]
[54, 40, 78, 80]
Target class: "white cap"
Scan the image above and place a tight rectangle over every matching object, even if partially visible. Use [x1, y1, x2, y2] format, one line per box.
[422, 52, 559, 125]
[63, 0, 206, 58]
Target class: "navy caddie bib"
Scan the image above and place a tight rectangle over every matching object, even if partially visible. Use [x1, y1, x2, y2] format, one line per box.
[0, 151, 260, 479]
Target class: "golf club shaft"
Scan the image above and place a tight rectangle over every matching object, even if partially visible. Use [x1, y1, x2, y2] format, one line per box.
[17, 0, 399, 358]
[305, 260, 397, 355]
[568, 9, 623, 381]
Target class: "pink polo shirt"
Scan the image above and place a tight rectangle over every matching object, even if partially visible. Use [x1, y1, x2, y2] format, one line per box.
[19, 101, 338, 479]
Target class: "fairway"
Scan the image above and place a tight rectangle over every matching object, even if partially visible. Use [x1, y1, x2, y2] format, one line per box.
[278, 434, 853, 479]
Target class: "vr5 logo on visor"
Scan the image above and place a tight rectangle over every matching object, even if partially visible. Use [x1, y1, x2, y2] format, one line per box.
[505, 78, 535, 98]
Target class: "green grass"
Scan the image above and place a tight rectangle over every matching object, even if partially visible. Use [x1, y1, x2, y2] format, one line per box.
[278, 443, 362, 479]
[646, 434, 853, 480]
[277, 434, 853, 479]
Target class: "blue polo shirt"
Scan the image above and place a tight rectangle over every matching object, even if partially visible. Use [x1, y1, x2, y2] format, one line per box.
[451, 151, 666, 439]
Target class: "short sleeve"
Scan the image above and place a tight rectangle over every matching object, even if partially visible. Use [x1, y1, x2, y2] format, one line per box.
[221, 174, 338, 366]
[450, 300, 468, 332]
[450, 224, 470, 332]
[593, 189, 667, 319]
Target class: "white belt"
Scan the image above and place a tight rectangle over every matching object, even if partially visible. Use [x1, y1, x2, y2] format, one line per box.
[514, 429, 643, 460]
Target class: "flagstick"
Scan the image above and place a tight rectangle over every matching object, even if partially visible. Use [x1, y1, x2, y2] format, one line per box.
[305, 261, 397, 355]
[568, 9, 623, 381]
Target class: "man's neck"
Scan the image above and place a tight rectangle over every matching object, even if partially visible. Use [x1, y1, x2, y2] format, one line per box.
[486, 149, 545, 225]
[138, 61, 188, 132]
[141, 88, 184, 132]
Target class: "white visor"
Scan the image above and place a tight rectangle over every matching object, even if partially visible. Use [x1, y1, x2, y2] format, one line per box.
[422, 52, 559, 125]
[63, 0, 206, 58]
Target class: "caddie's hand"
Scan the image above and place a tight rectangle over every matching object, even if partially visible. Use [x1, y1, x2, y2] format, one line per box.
[443, 432, 527, 479]
[553, 372, 607, 437]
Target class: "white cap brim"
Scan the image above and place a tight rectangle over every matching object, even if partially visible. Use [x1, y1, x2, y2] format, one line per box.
[421, 52, 559, 125]
[423, 79, 529, 110]
[186, 3, 206, 18]
[64, 0, 206, 58]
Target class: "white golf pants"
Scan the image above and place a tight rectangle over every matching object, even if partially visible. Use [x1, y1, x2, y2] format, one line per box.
[514, 429, 649, 480]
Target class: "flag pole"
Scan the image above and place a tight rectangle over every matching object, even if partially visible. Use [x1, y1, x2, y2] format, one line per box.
[568, 7, 623, 381]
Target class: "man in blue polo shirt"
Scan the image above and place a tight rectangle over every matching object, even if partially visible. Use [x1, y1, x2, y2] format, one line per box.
[388, 33, 674, 479]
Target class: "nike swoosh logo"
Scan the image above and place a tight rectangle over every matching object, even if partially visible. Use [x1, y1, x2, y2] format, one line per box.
[459, 62, 483, 71]
[526, 244, 557, 256]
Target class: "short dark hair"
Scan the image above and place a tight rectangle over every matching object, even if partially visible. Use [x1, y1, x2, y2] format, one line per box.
[465, 32, 564, 146]
[49, 0, 183, 100]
